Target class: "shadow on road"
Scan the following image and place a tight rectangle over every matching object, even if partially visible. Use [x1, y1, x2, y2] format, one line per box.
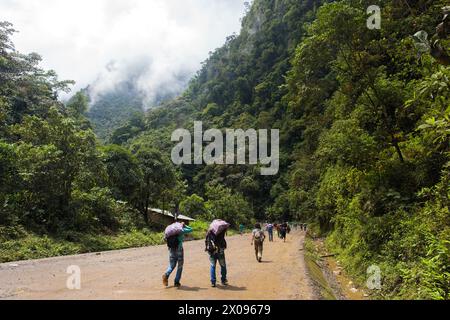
[175, 286, 208, 292]
[218, 285, 247, 292]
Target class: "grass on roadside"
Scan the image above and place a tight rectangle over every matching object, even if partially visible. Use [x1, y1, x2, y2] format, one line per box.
[0, 220, 238, 263]
[0, 229, 164, 263]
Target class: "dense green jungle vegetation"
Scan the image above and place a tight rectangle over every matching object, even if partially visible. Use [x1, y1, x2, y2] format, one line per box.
[1, 0, 449, 299]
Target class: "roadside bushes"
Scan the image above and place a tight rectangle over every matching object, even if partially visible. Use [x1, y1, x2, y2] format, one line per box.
[0, 230, 162, 263]
[324, 168, 450, 299]
[70, 188, 121, 233]
[204, 184, 254, 228]
[0, 222, 223, 263]
[0, 234, 81, 263]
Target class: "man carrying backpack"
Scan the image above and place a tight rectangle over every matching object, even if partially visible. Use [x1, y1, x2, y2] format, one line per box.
[251, 223, 266, 263]
[205, 226, 229, 288]
[162, 222, 193, 288]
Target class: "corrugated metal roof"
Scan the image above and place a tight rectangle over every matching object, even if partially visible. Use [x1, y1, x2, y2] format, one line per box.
[149, 208, 196, 221]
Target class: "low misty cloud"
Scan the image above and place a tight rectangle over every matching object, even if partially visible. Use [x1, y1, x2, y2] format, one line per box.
[1, 0, 245, 107]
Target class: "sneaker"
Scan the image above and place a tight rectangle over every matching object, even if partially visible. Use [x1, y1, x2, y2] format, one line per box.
[258, 257, 262, 263]
[162, 274, 169, 287]
[211, 283, 217, 288]
[221, 280, 229, 286]
[174, 282, 181, 288]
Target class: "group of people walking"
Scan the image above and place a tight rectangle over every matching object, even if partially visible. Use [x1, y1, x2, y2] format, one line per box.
[162, 220, 230, 288]
[251, 222, 292, 263]
[162, 219, 300, 288]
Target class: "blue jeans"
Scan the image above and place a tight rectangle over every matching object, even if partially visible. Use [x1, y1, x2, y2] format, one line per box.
[209, 249, 227, 284]
[165, 247, 184, 284]
[268, 230, 273, 242]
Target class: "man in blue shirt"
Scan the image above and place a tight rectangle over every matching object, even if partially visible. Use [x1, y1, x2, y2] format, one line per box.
[266, 223, 274, 242]
[163, 222, 193, 288]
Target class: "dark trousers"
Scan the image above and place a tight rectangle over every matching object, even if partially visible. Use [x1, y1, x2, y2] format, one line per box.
[254, 241, 263, 261]
[209, 249, 227, 284]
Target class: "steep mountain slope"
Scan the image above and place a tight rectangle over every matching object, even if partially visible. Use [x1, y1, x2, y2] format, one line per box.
[87, 80, 145, 142]
[131, 0, 325, 219]
[1, 0, 448, 299]
[86, 73, 189, 142]
[130, 0, 449, 299]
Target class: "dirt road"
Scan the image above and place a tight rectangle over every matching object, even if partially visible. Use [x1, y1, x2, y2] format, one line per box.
[0, 230, 314, 300]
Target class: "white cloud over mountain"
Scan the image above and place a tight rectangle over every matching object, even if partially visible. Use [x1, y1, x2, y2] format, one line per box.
[1, 0, 245, 105]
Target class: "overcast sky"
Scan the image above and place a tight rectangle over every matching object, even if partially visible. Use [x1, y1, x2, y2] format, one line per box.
[1, 0, 246, 103]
